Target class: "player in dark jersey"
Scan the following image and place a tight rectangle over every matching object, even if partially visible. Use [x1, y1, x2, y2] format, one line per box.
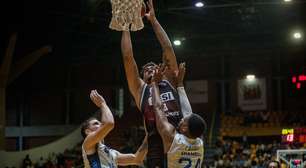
[140, 72, 184, 167]
[120, 0, 191, 167]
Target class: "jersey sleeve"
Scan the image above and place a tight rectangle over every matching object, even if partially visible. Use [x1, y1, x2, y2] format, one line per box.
[177, 87, 193, 117]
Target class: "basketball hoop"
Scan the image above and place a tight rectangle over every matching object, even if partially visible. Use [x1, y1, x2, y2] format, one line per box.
[109, 0, 145, 31]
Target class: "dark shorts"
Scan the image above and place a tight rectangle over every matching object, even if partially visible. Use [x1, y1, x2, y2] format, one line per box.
[147, 157, 164, 168]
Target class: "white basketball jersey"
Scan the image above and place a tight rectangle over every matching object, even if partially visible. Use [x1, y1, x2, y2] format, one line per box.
[167, 133, 204, 168]
[82, 142, 118, 168]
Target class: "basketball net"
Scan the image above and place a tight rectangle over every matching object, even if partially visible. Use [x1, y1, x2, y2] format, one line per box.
[109, 0, 144, 31]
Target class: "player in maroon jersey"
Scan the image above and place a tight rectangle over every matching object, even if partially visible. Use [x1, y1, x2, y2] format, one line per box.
[120, 0, 192, 167]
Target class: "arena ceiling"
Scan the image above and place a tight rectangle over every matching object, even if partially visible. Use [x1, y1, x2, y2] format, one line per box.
[2, 0, 306, 63]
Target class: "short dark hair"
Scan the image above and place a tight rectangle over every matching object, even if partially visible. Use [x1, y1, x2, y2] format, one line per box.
[187, 113, 206, 139]
[81, 117, 97, 139]
[141, 62, 157, 76]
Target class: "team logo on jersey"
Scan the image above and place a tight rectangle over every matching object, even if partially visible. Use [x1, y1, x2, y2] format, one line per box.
[160, 92, 175, 102]
[148, 91, 175, 105]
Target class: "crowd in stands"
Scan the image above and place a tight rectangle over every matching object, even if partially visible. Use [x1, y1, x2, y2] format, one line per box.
[15, 145, 83, 168]
[211, 137, 306, 168]
[218, 109, 306, 167]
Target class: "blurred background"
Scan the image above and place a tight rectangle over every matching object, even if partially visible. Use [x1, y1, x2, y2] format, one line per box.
[1, 0, 306, 167]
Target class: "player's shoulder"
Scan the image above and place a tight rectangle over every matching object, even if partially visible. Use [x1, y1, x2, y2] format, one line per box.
[160, 79, 171, 86]
[173, 132, 186, 143]
[174, 133, 203, 144]
[97, 143, 119, 157]
[196, 137, 204, 145]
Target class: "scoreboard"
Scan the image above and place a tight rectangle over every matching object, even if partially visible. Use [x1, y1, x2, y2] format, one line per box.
[292, 74, 306, 89]
[282, 128, 306, 143]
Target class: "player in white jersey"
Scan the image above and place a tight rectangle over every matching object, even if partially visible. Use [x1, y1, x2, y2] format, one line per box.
[81, 90, 148, 168]
[151, 67, 206, 168]
[176, 62, 193, 118]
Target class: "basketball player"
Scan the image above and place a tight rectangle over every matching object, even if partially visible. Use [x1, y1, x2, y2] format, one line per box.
[81, 90, 148, 168]
[151, 68, 206, 168]
[120, 0, 192, 166]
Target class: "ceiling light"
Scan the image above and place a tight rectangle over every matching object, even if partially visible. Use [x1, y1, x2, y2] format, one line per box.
[293, 32, 302, 39]
[246, 75, 256, 81]
[173, 40, 181, 46]
[195, 2, 204, 8]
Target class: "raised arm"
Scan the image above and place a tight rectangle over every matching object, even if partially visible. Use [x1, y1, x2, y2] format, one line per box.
[151, 68, 175, 151]
[176, 63, 193, 117]
[117, 133, 148, 166]
[83, 90, 114, 150]
[145, 0, 178, 73]
[121, 31, 145, 109]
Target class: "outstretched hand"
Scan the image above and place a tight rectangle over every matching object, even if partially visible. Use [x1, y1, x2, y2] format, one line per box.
[176, 62, 186, 87]
[145, 0, 156, 22]
[90, 90, 106, 108]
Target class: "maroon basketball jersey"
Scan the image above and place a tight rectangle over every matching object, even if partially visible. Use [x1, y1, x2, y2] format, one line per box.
[140, 80, 183, 165]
